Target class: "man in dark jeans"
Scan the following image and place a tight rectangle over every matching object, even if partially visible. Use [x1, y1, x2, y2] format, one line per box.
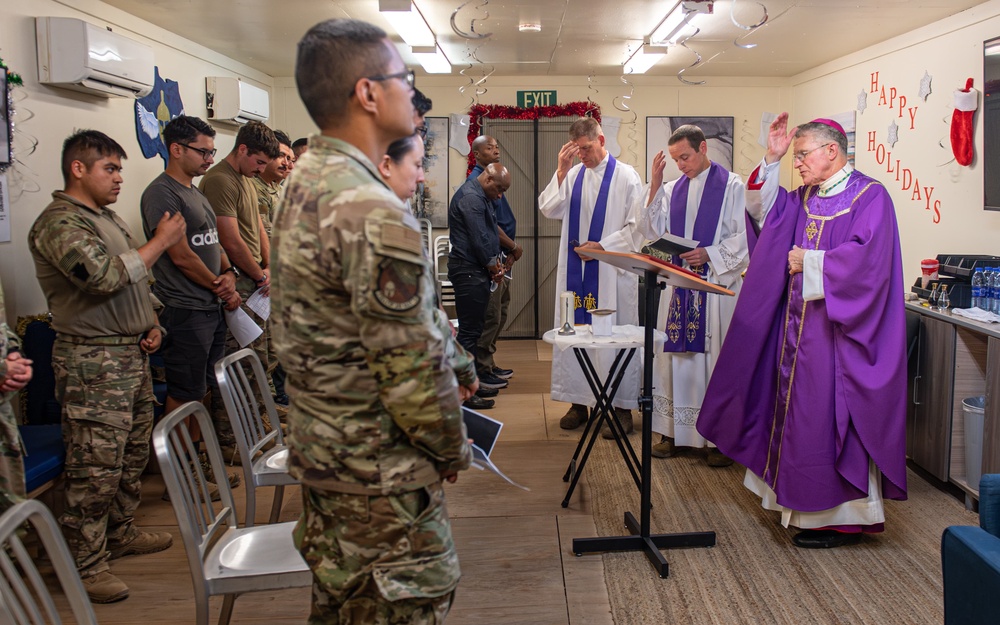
[448, 163, 511, 409]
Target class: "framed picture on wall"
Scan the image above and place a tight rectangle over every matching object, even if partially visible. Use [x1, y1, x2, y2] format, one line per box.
[0, 68, 10, 167]
[416, 116, 449, 228]
[645, 116, 734, 183]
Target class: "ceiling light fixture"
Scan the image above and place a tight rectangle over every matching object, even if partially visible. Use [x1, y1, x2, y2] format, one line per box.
[650, 1, 713, 45]
[518, 23, 542, 33]
[411, 44, 453, 73]
[623, 43, 667, 75]
[379, 0, 452, 73]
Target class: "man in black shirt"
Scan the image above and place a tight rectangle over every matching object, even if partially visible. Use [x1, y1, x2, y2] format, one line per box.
[140, 116, 241, 475]
[447, 162, 510, 409]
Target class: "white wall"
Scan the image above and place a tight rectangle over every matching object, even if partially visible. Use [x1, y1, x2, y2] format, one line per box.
[0, 0, 273, 318]
[788, 0, 1000, 287]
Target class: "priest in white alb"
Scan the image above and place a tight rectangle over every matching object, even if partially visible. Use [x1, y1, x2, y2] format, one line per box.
[538, 117, 644, 436]
[638, 124, 748, 466]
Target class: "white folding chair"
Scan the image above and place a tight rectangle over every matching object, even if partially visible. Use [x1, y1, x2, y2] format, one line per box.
[153, 402, 310, 625]
[0, 499, 97, 625]
[214, 348, 297, 527]
[418, 217, 432, 258]
[433, 235, 457, 310]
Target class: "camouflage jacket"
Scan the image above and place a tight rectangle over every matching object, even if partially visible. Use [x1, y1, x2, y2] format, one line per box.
[271, 134, 474, 496]
[252, 176, 281, 236]
[0, 282, 21, 415]
[28, 192, 158, 338]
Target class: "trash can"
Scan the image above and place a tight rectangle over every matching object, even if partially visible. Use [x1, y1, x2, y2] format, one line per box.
[964, 396, 986, 488]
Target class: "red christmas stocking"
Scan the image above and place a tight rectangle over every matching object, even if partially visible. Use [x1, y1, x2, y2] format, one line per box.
[951, 77, 979, 167]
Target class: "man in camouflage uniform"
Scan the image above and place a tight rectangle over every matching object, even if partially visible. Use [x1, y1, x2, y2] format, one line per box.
[0, 280, 33, 511]
[252, 129, 295, 407]
[28, 130, 184, 603]
[271, 19, 476, 624]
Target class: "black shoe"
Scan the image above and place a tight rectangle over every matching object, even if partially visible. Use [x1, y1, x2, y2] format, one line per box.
[478, 373, 509, 390]
[792, 529, 863, 549]
[492, 366, 514, 379]
[273, 393, 290, 406]
[464, 395, 495, 410]
[476, 386, 499, 398]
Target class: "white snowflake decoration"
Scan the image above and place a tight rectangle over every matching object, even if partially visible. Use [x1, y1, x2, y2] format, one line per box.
[857, 89, 868, 114]
[919, 71, 933, 100]
[887, 120, 899, 147]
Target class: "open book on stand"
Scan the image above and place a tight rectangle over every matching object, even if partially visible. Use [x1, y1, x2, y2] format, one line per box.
[462, 407, 529, 490]
[647, 232, 699, 257]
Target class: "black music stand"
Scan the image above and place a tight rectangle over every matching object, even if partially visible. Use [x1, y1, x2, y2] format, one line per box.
[569, 248, 734, 578]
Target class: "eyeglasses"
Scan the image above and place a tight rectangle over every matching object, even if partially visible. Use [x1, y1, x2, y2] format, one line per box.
[366, 69, 416, 90]
[179, 143, 217, 160]
[792, 143, 833, 163]
[415, 125, 428, 139]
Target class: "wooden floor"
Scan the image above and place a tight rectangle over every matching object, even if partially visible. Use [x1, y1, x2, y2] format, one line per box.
[51, 340, 612, 625]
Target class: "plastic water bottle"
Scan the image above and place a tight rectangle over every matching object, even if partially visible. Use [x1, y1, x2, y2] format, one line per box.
[986, 267, 1000, 313]
[972, 267, 986, 309]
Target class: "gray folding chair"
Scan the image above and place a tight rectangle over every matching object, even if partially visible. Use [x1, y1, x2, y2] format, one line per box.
[0, 499, 97, 624]
[153, 401, 310, 625]
[214, 348, 298, 527]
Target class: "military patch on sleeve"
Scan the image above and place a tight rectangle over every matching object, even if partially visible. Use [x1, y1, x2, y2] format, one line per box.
[381, 223, 424, 255]
[373, 257, 423, 313]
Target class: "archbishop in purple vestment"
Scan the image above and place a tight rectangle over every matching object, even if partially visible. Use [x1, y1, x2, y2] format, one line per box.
[697, 113, 907, 547]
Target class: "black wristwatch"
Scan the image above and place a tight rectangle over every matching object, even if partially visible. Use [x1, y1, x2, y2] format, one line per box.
[222, 266, 240, 279]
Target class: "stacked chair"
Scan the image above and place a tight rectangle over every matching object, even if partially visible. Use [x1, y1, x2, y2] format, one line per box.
[214, 348, 298, 527]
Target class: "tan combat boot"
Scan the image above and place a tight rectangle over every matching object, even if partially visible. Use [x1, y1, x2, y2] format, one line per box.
[82, 571, 130, 603]
[559, 404, 589, 430]
[650, 435, 677, 458]
[601, 408, 634, 439]
[108, 530, 173, 560]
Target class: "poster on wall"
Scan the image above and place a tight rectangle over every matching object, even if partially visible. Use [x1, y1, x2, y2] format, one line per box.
[646, 116, 734, 183]
[134, 67, 185, 166]
[0, 68, 10, 168]
[0, 173, 10, 243]
[416, 116, 449, 228]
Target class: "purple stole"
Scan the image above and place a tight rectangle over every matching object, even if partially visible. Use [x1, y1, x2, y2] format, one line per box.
[664, 162, 727, 353]
[566, 157, 616, 324]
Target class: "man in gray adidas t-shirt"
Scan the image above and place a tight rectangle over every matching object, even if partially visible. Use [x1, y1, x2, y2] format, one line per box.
[140, 116, 241, 459]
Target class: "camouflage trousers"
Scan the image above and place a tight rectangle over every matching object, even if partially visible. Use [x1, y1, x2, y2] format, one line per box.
[294, 482, 460, 625]
[52, 340, 154, 577]
[0, 403, 25, 513]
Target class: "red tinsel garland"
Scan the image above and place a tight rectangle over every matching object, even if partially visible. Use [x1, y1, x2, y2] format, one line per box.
[466, 101, 601, 175]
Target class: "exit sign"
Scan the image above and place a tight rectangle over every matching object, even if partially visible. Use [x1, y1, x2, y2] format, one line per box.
[517, 90, 557, 108]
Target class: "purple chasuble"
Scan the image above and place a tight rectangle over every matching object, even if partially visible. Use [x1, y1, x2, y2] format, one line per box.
[697, 170, 908, 512]
[664, 162, 728, 353]
[566, 157, 616, 324]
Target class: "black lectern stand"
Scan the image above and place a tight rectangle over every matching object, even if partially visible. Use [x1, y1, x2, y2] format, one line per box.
[569, 249, 734, 578]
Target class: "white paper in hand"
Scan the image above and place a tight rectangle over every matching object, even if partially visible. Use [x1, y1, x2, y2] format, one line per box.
[245, 289, 270, 321]
[224, 307, 263, 347]
[462, 407, 530, 490]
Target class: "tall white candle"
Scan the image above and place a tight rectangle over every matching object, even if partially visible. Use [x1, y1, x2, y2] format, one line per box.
[560, 291, 574, 327]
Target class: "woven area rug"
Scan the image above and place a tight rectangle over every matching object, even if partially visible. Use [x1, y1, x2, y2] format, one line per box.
[585, 442, 978, 624]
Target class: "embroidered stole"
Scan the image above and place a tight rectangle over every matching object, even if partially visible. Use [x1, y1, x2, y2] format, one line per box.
[664, 162, 727, 353]
[567, 157, 616, 323]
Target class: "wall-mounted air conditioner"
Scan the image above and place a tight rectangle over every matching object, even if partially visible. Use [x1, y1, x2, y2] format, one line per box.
[206, 77, 270, 125]
[36, 17, 154, 98]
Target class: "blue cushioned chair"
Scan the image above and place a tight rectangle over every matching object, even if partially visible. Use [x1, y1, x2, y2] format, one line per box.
[16, 314, 60, 425]
[942, 474, 1000, 624]
[19, 423, 65, 497]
